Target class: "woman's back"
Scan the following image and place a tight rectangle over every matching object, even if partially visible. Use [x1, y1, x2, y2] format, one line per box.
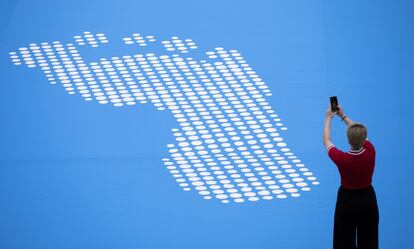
[328, 140, 376, 189]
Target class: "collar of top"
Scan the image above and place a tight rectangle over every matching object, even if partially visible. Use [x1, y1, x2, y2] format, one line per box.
[348, 147, 365, 155]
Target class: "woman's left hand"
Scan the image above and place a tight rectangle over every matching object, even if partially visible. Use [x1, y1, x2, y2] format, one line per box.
[326, 105, 337, 119]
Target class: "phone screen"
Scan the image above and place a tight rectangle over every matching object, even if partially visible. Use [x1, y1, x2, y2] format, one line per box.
[330, 96, 339, 112]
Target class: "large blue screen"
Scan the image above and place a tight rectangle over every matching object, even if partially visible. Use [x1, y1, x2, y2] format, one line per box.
[1, 1, 413, 248]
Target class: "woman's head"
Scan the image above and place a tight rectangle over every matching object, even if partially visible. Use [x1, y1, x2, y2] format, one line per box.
[347, 123, 367, 150]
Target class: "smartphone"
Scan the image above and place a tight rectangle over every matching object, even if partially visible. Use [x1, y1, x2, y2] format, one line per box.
[330, 96, 339, 112]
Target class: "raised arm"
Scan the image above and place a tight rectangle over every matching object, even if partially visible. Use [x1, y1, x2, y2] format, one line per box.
[337, 106, 369, 142]
[337, 106, 354, 127]
[323, 106, 336, 149]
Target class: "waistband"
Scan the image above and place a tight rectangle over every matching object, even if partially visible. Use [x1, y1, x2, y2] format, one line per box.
[339, 185, 375, 194]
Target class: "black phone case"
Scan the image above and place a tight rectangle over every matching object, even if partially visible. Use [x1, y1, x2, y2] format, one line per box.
[330, 96, 339, 112]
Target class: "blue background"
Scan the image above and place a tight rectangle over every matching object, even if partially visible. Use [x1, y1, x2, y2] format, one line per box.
[1, 0, 413, 248]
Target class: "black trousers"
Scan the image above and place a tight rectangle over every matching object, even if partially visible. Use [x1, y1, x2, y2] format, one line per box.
[333, 185, 379, 249]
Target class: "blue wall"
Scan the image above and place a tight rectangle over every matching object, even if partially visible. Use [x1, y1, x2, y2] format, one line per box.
[1, 0, 413, 248]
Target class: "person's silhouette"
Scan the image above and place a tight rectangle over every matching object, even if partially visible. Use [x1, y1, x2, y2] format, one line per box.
[324, 105, 379, 248]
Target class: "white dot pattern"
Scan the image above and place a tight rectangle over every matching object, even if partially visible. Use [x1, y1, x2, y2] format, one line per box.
[9, 32, 319, 203]
[74, 31, 108, 47]
[161, 36, 197, 53]
[123, 33, 156, 46]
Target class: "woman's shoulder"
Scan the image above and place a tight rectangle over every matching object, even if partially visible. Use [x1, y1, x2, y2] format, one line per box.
[364, 139, 375, 150]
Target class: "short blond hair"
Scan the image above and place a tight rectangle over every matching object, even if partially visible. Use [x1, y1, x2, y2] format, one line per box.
[347, 123, 367, 149]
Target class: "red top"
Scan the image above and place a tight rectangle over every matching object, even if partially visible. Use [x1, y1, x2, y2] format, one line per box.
[327, 140, 376, 189]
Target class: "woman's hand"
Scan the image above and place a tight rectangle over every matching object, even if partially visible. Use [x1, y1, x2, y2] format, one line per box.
[326, 105, 337, 119]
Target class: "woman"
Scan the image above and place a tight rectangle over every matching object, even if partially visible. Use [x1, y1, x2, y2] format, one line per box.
[323, 104, 379, 249]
